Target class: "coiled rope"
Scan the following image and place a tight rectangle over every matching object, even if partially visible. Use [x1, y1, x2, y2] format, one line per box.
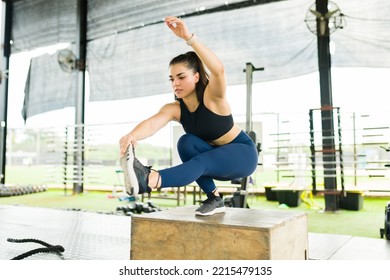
[7, 238, 65, 260]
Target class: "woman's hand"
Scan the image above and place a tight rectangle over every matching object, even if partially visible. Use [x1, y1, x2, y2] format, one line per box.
[164, 16, 192, 41]
[119, 133, 137, 157]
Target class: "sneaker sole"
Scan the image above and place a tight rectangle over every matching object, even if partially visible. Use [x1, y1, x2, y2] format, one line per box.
[120, 145, 139, 196]
[195, 206, 226, 216]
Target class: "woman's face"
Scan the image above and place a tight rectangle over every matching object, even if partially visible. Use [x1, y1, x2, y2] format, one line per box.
[169, 63, 199, 99]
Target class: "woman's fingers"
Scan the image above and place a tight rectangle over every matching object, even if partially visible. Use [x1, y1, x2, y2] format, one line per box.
[165, 16, 191, 40]
[119, 135, 133, 156]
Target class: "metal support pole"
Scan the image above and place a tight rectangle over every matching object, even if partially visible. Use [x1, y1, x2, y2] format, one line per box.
[73, 0, 87, 194]
[0, 1, 12, 185]
[244, 63, 264, 133]
[352, 112, 357, 186]
[239, 63, 264, 207]
[316, 0, 339, 211]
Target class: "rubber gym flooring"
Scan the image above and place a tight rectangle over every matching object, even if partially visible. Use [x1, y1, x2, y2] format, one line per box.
[0, 205, 389, 260]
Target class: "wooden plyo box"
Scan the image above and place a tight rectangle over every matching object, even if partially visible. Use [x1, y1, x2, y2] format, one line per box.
[130, 206, 308, 260]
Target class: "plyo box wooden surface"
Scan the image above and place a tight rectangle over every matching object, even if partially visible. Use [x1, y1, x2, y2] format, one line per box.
[131, 206, 308, 260]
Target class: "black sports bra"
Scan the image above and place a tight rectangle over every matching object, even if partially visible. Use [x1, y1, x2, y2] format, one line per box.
[179, 98, 234, 141]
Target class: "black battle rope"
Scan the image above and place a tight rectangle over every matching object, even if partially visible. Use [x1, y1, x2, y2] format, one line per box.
[7, 238, 65, 260]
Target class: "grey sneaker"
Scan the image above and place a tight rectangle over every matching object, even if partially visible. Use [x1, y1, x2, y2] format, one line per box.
[195, 194, 226, 216]
[120, 144, 152, 196]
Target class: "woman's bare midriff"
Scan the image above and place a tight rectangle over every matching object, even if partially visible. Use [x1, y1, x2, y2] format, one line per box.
[207, 124, 242, 146]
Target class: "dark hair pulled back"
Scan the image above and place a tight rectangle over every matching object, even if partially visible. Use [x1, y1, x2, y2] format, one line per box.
[169, 51, 209, 101]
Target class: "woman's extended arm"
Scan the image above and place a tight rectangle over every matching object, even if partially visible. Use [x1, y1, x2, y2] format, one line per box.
[119, 102, 178, 156]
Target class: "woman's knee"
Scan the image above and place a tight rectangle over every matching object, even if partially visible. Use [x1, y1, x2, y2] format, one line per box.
[177, 134, 197, 149]
[177, 134, 211, 161]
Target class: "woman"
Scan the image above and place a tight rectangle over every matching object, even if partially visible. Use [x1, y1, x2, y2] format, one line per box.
[119, 16, 258, 216]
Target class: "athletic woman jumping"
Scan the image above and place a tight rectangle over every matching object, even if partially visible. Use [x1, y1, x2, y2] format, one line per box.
[119, 16, 258, 216]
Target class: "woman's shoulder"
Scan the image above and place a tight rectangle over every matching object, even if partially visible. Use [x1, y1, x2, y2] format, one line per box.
[163, 100, 180, 108]
[160, 100, 181, 121]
